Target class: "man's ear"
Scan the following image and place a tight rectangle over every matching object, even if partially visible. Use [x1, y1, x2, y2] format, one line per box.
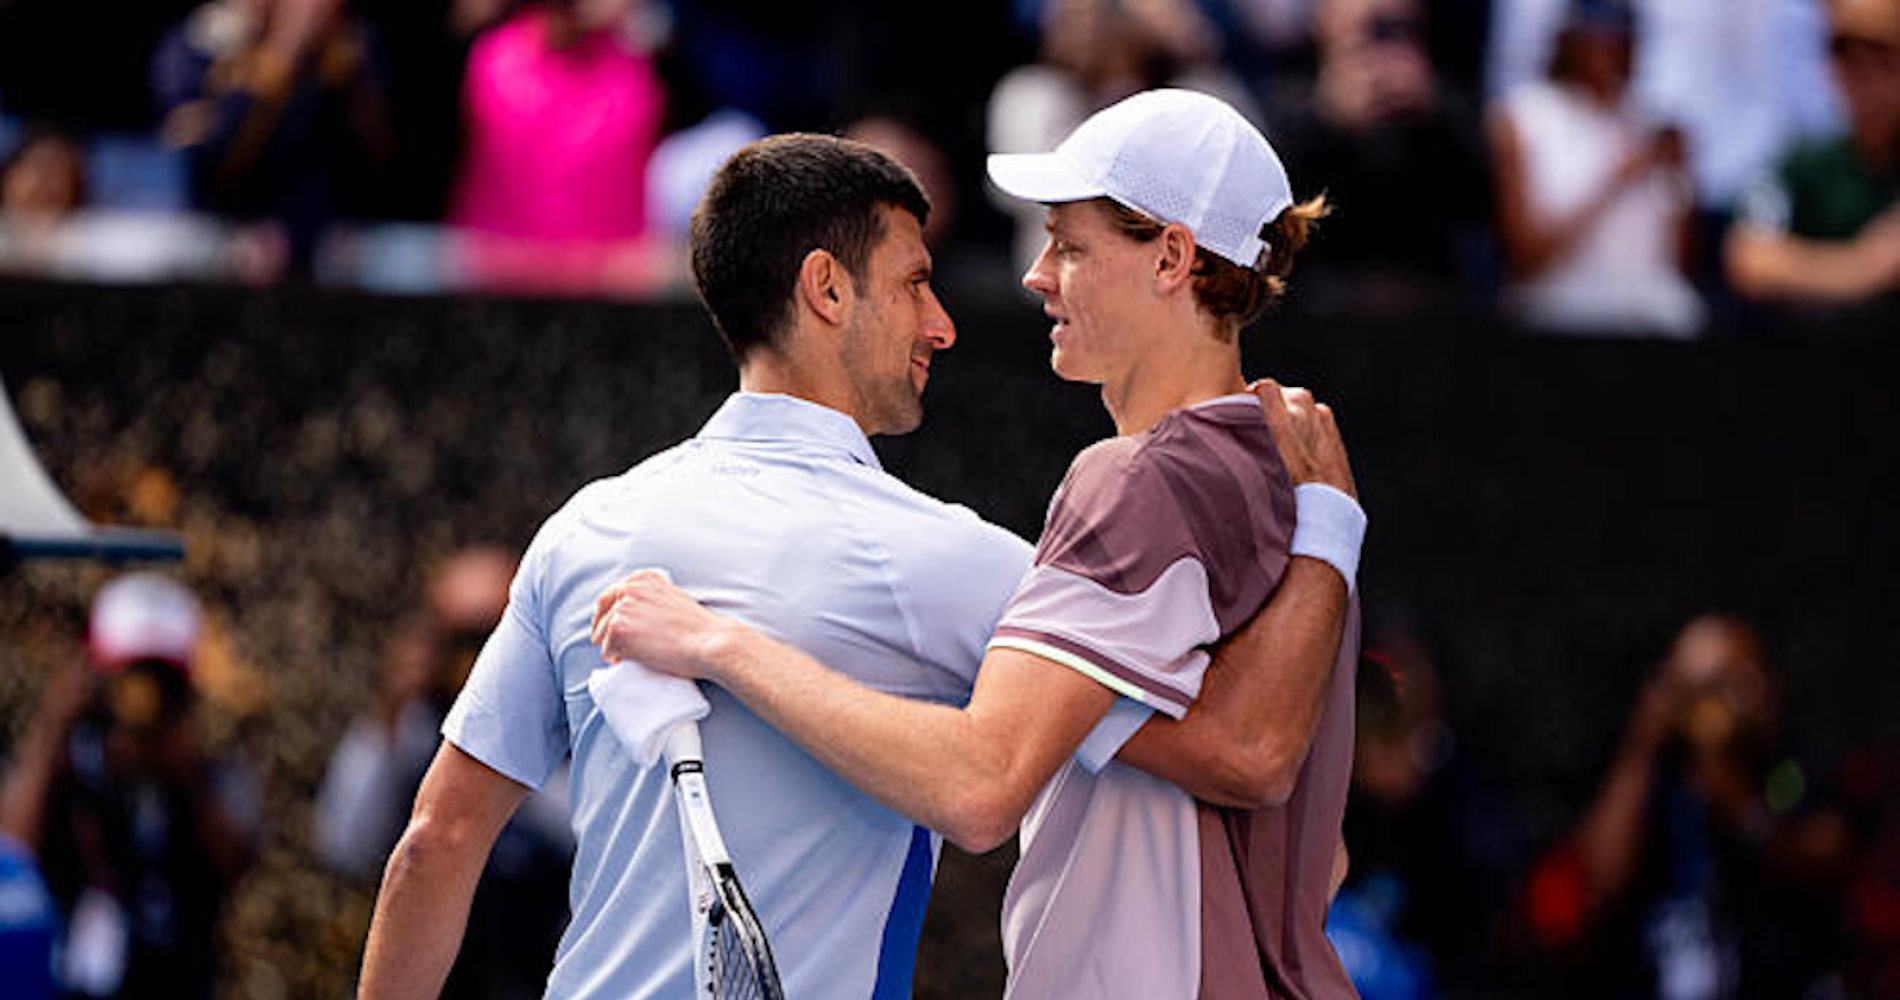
[1155, 224, 1197, 294]
[797, 249, 851, 327]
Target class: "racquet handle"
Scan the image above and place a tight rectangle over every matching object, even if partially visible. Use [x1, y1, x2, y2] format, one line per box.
[662, 723, 705, 770]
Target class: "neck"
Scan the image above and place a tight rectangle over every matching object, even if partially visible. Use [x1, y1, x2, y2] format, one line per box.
[1099, 322, 1247, 436]
[737, 347, 867, 432]
[541, 6, 584, 50]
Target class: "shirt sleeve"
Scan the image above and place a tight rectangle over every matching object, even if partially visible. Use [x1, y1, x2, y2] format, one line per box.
[987, 443, 1222, 720]
[441, 537, 570, 791]
[896, 504, 1035, 688]
[1074, 698, 1155, 773]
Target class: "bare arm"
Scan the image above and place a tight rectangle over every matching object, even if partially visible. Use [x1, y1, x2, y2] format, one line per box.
[1116, 558, 1348, 808]
[1487, 110, 1667, 279]
[0, 662, 89, 853]
[1116, 381, 1358, 808]
[1569, 672, 1677, 915]
[1724, 209, 1900, 303]
[594, 587, 1115, 854]
[358, 741, 528, 1000]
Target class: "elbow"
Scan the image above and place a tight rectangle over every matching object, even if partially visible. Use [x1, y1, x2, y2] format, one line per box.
[380, 811, 476, 890]
[1208, 740, 1305, 811]
[937, 784, 1026, 855]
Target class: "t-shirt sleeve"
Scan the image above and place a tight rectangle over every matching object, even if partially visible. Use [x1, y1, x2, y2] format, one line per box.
[897, 505, 1035, 688]
[987, 444, 1222, 720]
[441, 537, 570, 791]
[1074, 697, 1156, 773]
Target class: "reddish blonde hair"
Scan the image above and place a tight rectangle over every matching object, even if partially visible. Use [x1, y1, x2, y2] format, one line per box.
[1101, 195, 1329, 337]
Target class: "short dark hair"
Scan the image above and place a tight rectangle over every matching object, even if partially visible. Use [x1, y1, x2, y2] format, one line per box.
[690, 134, 931, 362]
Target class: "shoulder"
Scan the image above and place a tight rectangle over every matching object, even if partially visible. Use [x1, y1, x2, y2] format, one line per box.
[1040, 403, 1294, 582]
[1143, 401, 1296, 534]
[1777, 134, 1858, 181]
[842, 463, 1035, 565]
[519, 446, 690, 583]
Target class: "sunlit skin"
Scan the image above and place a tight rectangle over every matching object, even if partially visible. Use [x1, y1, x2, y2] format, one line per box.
[1022, 200, 1247, 435]
[838, 206, 956, 435]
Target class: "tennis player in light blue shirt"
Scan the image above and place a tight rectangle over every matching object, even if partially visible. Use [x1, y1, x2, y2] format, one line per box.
[356, 135, 1026, 1000]
[445, 390, 1030, 999]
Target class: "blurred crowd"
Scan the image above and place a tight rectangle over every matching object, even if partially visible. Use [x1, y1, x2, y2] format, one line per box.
[0, 0, 1896, 327]
[4, 570, 1895, 1000]
[1327, 613, 1900, 1000]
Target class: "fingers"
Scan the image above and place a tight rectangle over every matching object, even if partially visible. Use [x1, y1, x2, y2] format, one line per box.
[1254, 377, 1359, 495]
[589, 569, 673, 645]
[1252, 378, 1287, 416]
[1254, 378, 1299, 437]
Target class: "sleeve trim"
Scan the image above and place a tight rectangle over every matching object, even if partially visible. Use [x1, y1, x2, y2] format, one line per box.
[988, 632, 1191, 719]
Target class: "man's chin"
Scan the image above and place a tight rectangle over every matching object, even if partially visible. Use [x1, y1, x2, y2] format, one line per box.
[867, 399, 926, 437]
[1049, 348, 1098, 385]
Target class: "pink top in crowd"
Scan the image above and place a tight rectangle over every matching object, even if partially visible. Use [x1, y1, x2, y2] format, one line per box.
[450, 7, 663, 241]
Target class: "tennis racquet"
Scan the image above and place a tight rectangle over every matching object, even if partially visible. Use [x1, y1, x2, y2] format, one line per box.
[664, 724, 785, 1000]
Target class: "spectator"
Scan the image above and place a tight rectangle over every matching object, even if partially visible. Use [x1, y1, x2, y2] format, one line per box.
[0, 574, 258, 1000]
[313, 545, 571, 1000]
[447, 0, 668, 296]
[1489, 0, 1840, 221]
[1486, 0, 1704, 336]
[1726, 0, 1900, 306]
[1520, 614, 1860, 999]
[843, 112, 958, 248]
[986, 0, 1257, 273]
[0, 130, 88, 223]
[151, 0, 265, 123]
[163, 0, 395, 274]
[1262, 0, 1492, 304]
[0, 130, 88, 269]
[0, 128, 274, 284]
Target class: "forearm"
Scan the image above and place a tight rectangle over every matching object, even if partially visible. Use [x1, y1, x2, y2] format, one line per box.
[1726, 228, 1899, 303]
[1572, 737, 1658, 911]
[1508, 177, 1638, 277]
[358, 820, 485, 1000]
[0, 718, 69, 851]
[704, 629, 1106, 851]
[358, 743, 525, 1000]
[1116, 556, 1349, 807]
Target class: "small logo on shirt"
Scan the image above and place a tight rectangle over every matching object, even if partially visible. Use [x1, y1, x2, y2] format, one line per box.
[711, 463, 761, 477]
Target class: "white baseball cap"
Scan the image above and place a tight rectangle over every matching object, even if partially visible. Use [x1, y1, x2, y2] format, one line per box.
[986, 88, 1295, 270]
[88, 573, 202, 672]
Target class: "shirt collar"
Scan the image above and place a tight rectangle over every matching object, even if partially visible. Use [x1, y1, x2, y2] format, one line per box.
[1190, 392, 1261, 411]
[698, 392, 884, 470]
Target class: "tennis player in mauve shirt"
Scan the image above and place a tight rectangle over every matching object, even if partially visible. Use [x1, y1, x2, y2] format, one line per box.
[596, 89, 1366, 1000]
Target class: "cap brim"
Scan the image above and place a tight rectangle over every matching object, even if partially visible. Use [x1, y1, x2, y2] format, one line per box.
[986, 152, 1104, 204]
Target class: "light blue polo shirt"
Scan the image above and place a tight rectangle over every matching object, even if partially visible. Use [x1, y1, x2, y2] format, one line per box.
[443, 392, 1033, 1000]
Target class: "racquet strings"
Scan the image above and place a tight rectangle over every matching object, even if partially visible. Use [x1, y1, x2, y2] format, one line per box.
[711, 902, 769, 1000]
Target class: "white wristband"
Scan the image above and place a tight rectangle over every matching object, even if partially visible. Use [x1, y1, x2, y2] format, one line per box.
[1290, 483, 1366, 591]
